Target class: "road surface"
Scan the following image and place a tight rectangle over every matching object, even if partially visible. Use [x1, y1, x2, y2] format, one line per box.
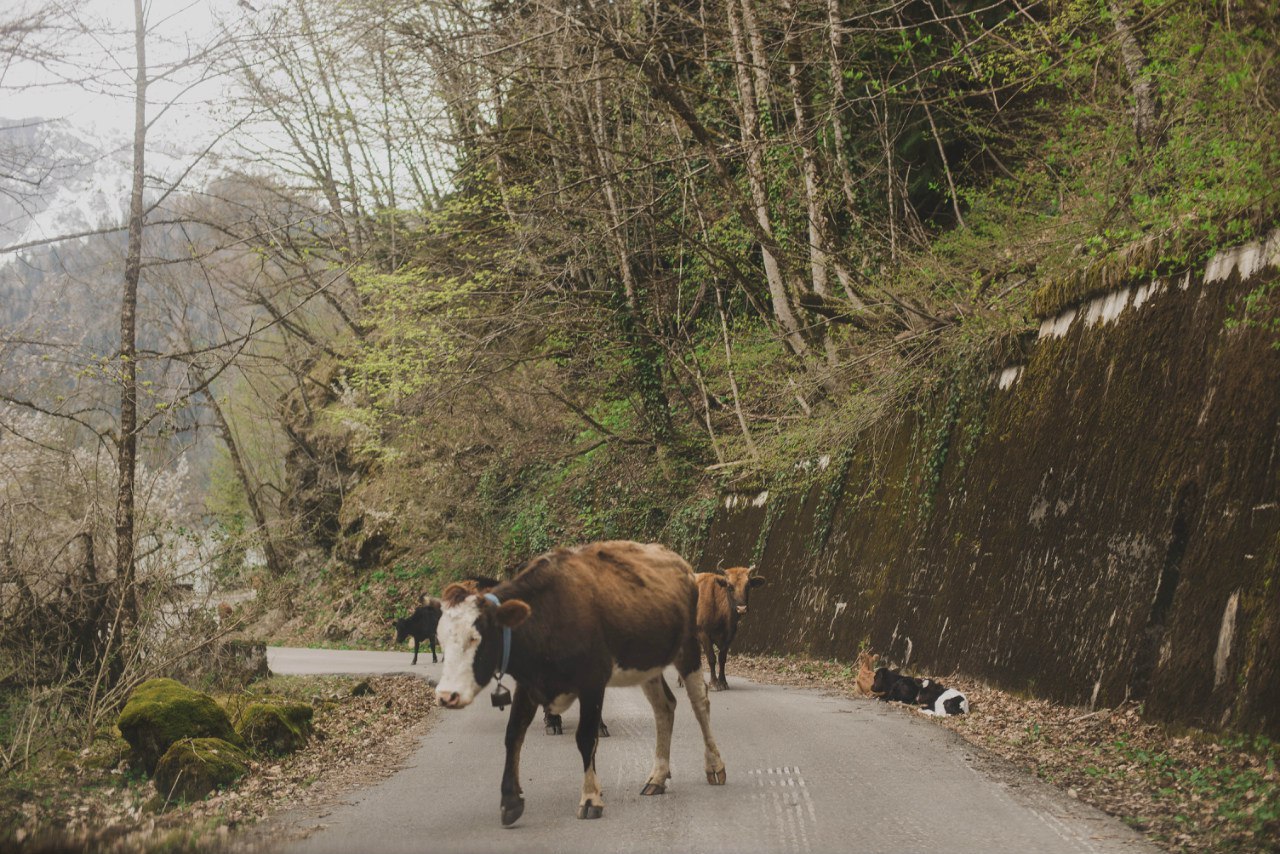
[265, 647, 1155, 854]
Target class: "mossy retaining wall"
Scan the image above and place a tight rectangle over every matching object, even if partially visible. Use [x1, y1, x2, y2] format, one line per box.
[699, 230, 1280, 737]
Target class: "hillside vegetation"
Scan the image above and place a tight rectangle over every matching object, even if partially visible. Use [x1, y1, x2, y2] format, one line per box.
[240, 0, 1279, 632]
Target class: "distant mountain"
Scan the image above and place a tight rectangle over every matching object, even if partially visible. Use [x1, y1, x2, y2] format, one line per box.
[0, 116, 131, 249]
[0, 116, 198, 252]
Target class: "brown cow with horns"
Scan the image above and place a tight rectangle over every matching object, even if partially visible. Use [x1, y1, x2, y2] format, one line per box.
[695, 565, 766, 690]
[434, 541, 727, 826]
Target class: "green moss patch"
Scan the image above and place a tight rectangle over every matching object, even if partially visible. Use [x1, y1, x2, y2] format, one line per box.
[235, 701, 313, 756]
[152, 737, 250, 805]
[117, 678, 242, 774]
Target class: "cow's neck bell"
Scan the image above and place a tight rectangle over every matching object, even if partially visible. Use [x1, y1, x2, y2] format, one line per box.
[483, 591, 514, 711]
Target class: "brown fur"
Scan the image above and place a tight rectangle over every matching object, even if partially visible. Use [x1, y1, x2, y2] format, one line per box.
[855, 650, 877, 695]
[501, 542, 701, 673]
[694, 565, 766, 690]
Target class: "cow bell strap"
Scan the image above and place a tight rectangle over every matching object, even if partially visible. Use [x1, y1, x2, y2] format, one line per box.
[482, 593, 512, 681]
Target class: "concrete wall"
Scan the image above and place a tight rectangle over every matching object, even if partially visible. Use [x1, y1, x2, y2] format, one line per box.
[698, 230, 1280, 737]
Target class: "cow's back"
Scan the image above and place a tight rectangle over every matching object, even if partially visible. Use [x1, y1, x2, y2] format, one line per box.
[516, 541, 696, 672]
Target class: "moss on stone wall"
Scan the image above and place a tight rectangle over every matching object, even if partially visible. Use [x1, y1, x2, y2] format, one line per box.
[704, 244, 1280, 737]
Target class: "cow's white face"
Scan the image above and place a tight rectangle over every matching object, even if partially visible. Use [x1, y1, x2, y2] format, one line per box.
[434, 588, 531, 709]
[436, 596, 486, 708]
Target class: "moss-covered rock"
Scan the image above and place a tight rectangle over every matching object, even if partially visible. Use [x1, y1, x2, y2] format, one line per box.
[236, 701, 314, 755]
[152, 737, 250, 804]
[117, 678, 242, 774]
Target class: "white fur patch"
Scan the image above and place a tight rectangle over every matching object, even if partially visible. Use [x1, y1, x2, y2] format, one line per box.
[547, 693, 577, 715]
[608, 665, 664, 688]
[926, 688, 968, 716]
[435, 597, 484, 707]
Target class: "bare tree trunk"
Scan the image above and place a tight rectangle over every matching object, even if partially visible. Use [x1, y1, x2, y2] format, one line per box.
[115, 0, 146, 619]
[784, 6, 830, 298]
[1109, 0, 1160, 149]
[204, 387, 287, 579]
[717, 288, 757, 461]
[725, 0, 809, 357]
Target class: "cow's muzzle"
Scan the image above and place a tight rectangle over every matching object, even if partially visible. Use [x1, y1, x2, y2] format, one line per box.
[436, 690, 468, 708]
[736, 605, 748, 615]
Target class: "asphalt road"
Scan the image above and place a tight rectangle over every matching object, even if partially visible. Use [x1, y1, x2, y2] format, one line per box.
[265, 647, 1155, 854]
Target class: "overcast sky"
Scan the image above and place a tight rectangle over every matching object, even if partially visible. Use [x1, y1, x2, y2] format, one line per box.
[2, 0, 256, 147]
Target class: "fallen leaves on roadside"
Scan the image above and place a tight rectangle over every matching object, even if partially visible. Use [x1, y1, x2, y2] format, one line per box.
[5, 675, 436, 853]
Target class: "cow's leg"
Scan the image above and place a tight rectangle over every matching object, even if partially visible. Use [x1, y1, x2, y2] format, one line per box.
[638, 675, 676, 795]
[680, 660, 727, 785]
[499, 686, 535, 824]
[499, 685, 538, 827]
[411, 637, 419, 666]
[717, 644, 730, 690]
[707, 640, 727, 691]
[429, 636, 438, 664]
[544, 708, 563, 735]
[575, 688, 605, 819]
[701, 635, 717, 687]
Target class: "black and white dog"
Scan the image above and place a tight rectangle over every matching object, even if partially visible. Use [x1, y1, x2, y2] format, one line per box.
[872, 667, 968, 715]
[920, 688, 969, 716]
[871, 667, 922, 703]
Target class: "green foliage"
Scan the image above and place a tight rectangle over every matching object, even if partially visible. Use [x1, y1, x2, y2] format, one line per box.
[350, 263, 487, 409]
[661, 496, 718, 567]
[808, 447, 856, 556]
[1115, 733, 1280, 844]
[1228, 277, 1280, 347]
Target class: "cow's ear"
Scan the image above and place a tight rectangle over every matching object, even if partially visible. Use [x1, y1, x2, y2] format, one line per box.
[749, 576, 767, 588]
[441, 583, 472, 607]
[495, 599, 531, 628]
[714, 577, 730, 589]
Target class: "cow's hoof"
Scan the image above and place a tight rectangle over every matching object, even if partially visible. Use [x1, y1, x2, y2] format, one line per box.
[500, 796, 525, 827]
[639, 782, 666, 796]
[598, 722, 610, 738]
[545, 724, 563, 735]
[706, 768, 727, 785]
[577, 802, 604, 820]
[708, 681, 724, 692]
[718, 681, 730, 691]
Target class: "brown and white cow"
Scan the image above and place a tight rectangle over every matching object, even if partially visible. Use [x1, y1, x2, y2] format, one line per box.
[694, 565, 766, 690]
[434, 541, 726, 826]
[453, 575, 609, 738]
